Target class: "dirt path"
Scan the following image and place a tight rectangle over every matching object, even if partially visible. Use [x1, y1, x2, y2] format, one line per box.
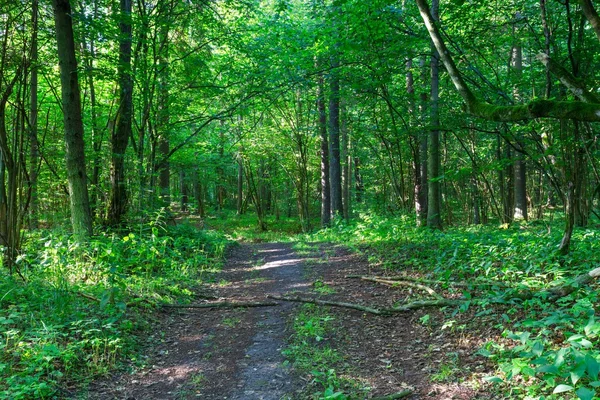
[80, 242, 307, 400]
[79, 241, 492, 400]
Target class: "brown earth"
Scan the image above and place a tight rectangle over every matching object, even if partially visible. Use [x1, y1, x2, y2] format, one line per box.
[76, 241, 498, 399]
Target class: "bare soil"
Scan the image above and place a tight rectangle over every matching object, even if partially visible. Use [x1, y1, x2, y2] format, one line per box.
[77, 241, 497, 400]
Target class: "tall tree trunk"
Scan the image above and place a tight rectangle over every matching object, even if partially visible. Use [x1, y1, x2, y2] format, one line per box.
[511, 43, 528, 221]
[354, 156, 364, 204]
[318, 75, 331, 227]
[52, 0, 93, 239]
[341, 101, 350, 220]
[426, 0, 442, 229]
[107, 0, 132, 225]
[329, 62, 343, 218]
[157, 1, 170, 207]
[237, 147, 244, 215]
[180, 169, 188, 211]
[29, 0, 39, 229]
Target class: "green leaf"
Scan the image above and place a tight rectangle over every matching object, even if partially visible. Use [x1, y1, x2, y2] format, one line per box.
[571, 362, 586, 385]
[585, 354, 600, 379]
[532, 341, 544, 357]
[483, 376, 503, 383]
[553, 384, 574, 394]
[575, 386, 595, 400]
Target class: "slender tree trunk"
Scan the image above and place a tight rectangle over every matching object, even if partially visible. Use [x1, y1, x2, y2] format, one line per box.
[318, 75, 331, 227]
[354, 156, 364, 203]
[329, 62, 343, 218]
[426, 0, 442, 229]
[29, 0, 39, 229]
[237, 147, 244, 215]
[180, 169, 188, 211]
[511, 43, 528, 221]
[52, 0, 93, 239]
[341, 101, 350, 220]
[157, 2, 170, 207]
[107, 0, 132, 225]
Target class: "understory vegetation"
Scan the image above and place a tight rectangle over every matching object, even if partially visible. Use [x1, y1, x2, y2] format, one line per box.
[291, 212, 600, 399]
[0, 215, 229, 399]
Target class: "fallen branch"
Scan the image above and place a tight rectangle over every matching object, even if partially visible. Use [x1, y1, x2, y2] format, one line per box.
[371, 389, 413, 400]
[267, 295, 390, 315]
[347, 274, 509, 288]
[391, 298, 462, 312]
[360, 276, 443, 299]
[161, 301, 279, 309]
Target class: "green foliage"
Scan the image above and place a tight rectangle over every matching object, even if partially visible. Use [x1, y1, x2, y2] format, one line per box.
[0, 222, 230, 399]
[304, 213, 600, 399]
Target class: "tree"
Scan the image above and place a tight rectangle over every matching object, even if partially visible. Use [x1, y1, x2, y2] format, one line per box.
[52, 0, 93, 239]
[107, 0, 133, 225]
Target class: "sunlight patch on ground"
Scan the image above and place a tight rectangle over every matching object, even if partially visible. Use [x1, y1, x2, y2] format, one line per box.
[253, 259, 302, 270]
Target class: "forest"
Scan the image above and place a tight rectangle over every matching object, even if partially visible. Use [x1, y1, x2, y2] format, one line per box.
[2, 0, 600, 398]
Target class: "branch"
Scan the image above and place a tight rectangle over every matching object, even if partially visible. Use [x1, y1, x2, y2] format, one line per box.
[415, 0, 600, 122]
[267, 295, 390, 316]
[579, 0, 600, 42]
[360, 276, 443, 300]
[536, 53, 599, 103]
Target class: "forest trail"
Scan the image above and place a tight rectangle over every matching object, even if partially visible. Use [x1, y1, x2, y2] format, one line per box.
[80, 242, 308, 399]
[80, 241, 488, 400]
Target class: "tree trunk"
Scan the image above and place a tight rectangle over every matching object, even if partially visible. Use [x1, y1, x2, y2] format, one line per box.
[426, 0, 442, 230]
[107, 0, 132, 225]
[329, 63, 343, 218]
[52, 0, 93, 239]
[237, 147, 244, 215]
[354, 156, 364, 203]
[157, 2, 170, 207]
[29, 0, 39, 229]
[318, 74, 331, 227]
[341, 102, 350, 220]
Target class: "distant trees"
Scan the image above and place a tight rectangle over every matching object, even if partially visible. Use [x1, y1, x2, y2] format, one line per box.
[3, 0, 600, 270]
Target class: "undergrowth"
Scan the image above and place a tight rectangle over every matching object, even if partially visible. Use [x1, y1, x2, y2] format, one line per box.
[0, 213, 230, 399]
[299, 213, 600, 399]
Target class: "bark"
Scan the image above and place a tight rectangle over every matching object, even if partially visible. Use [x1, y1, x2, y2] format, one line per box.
[107, 0, 133, 225]
[52, 0, 93, 239]
[318, 74, 331, 227]
[426, 0, 442, 229]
